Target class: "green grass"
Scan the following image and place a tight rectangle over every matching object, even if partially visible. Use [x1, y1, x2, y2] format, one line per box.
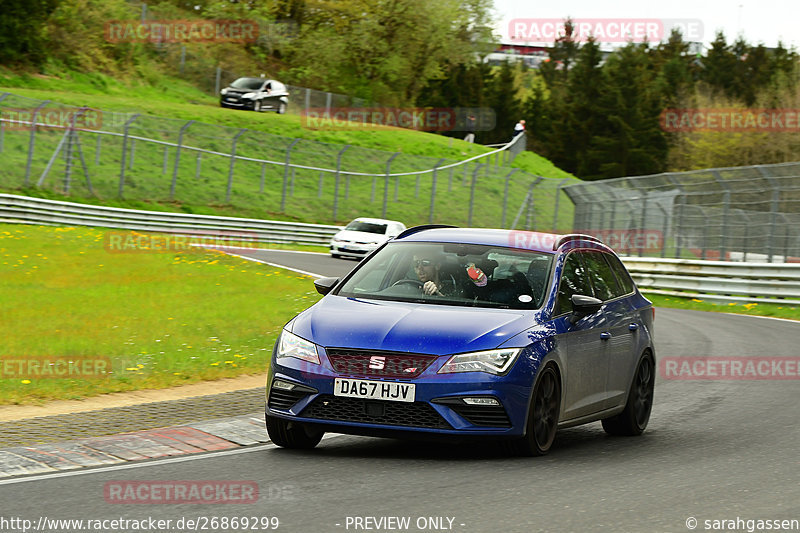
[0, 223, 323, 405]
[0, 69, 578, 230]
[645, 293, 800, 321]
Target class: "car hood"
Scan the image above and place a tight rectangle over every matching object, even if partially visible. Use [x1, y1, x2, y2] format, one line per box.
[332, 230, 388, 243]
[289, 295, 535, 355]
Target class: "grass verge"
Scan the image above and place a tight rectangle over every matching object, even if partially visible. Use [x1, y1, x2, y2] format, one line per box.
[0, 223, 322, 405]
[645, 293, 800, 321]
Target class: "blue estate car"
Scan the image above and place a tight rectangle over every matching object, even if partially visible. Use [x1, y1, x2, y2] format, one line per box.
[265, 226, 655, 455]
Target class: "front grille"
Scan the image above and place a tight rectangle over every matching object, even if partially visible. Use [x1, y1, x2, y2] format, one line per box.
[326, 349, 438, 378]
[447, 405, 511, 427]
[302, 395, 452, 429]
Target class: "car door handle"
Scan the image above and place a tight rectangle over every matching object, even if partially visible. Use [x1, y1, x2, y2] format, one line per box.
[600, 332, 612, 340]
[629, 323, 639, 331]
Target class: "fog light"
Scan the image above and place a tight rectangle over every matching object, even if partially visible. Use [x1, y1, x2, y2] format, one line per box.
[462, 397, 500, 406]
[272, 379, 297, 391]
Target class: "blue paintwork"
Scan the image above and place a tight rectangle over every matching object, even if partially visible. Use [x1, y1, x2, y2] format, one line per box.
[266, 229, 655, 440]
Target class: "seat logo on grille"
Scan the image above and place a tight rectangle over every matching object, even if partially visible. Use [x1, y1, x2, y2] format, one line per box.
[368, 356, 386, 370]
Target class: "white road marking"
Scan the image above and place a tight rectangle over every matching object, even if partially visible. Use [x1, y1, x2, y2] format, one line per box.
[199, 248, 326, 278]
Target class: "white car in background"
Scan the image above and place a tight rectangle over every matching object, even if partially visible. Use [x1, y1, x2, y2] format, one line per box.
[330, 218, 406, 259]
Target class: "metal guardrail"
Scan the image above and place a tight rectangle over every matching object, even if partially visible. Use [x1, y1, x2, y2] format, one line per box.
[622, 257, 800, 305]
[0, 194, 341, 246]
[2, 193, 798, 304]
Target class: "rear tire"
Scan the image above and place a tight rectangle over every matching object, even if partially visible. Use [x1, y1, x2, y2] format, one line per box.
[602, 353, 655, 436]
[505, 364, 561, 456]
[266, 414, 323, 449]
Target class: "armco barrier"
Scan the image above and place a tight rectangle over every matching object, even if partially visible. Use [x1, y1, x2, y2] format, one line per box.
[2, 193, 799, 304]
[0, 194, 341, 246]
[622, 257, 800, 305]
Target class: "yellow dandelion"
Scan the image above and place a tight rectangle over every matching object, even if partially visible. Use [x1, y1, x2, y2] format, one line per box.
[21, 380, 31, 384]
[210, 362, 220, 366]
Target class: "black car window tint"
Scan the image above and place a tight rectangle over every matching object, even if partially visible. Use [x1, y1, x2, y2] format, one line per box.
[580, 250, 622, 301]
[602, 253, 635, 295]
[555, 252, 593, 315]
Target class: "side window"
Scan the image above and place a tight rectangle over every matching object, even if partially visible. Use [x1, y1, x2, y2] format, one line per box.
[603, 253, 635, 295]
[580, 251, 623, 301]
[555, 253, 594, 315]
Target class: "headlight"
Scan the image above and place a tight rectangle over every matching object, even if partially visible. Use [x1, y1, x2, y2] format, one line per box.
[438, 348, 522, 375]
[277, 330, 320, 365]
[242, 92, 256, 99]
[220, 88, 228, 95]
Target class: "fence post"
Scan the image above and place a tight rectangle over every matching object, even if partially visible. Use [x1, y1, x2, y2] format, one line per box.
[325, 92, 332, 114]
[119, 114, 140, 198]
[0, 93, 8, 154]
[162, 146, 169, 174]
[710, 171, 731, 261]
[259, 163, 267, 193]
[225, 128, 247, 203]
[333, 145, 350, 221]
[428, 159, 445, 224]
[501, 169, 519, 228]
[214, 66, 221, 96]
[169, 119, 194, 200]
[24, 100, 50, 187]
[179, 45, 186, 75]
[195, 152, 202, 179]
[468, 164, 483, 227]
[755, 166, 780, 263]
[552, 179, 570, 232]
[638, 190, 648, 257]
[281, 138, 301, 212]
[383, 152, 399, 218]
[318, 171, 325, 198]
[524, 177, 544, 230]
[96, 135, 102, 166]
[305, 88, 310, 114]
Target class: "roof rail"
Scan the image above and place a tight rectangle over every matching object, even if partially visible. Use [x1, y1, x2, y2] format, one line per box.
[553, 233, 604, 250]
[395, 224, 458, 240]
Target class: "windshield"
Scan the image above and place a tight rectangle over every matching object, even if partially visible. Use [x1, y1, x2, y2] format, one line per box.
[345, 221, 388, 234]
[230, 78, 264, 90]
[336, 241, 554, 309]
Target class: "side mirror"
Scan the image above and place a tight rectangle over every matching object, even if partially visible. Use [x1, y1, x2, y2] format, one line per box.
[313, 276, 339, 296]
[569, 294, 602, 324]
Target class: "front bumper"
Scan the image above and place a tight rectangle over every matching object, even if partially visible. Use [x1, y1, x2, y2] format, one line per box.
[220, 97, 255, 109]
[266, 348, 538, 438]
[329, 242, 378, 258]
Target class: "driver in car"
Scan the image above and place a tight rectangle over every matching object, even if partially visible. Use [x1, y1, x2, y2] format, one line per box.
[413, 253, 460, 297]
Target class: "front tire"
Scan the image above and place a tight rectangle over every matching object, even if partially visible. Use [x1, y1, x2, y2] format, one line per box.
[602, 353, 655, 436]
[266, 414, 323, 449]
[506, 364, 561, 456]
[277, 102, 287, 114]
[254, 100, 262, 112]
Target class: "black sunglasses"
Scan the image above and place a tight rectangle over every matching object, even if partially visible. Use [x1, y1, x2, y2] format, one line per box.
[413, 259, 433, 267]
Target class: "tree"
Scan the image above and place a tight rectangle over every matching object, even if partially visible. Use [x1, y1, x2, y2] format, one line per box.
[0, 0, 59, 64]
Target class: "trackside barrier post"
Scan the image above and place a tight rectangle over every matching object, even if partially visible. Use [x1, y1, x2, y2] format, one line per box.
[118, 114, 140, 198]
[333, 145, 350, 221]
[428, 159, 445, 224]
[468, 164, 482, 227]
[552, 179, 570, 232]
[169, 119, 194, 200]
[383, 153, 399, 218]
[281, 138, 301, 212]
[226, 128, 247, 203]
[502, 169, 519, 228]
[24, 100, 50, 187]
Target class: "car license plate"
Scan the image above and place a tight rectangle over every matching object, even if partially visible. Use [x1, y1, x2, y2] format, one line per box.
[334, 378, 415, 403]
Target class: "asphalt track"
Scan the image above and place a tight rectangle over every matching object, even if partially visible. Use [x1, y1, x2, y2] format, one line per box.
[1, 249, 798, 533]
